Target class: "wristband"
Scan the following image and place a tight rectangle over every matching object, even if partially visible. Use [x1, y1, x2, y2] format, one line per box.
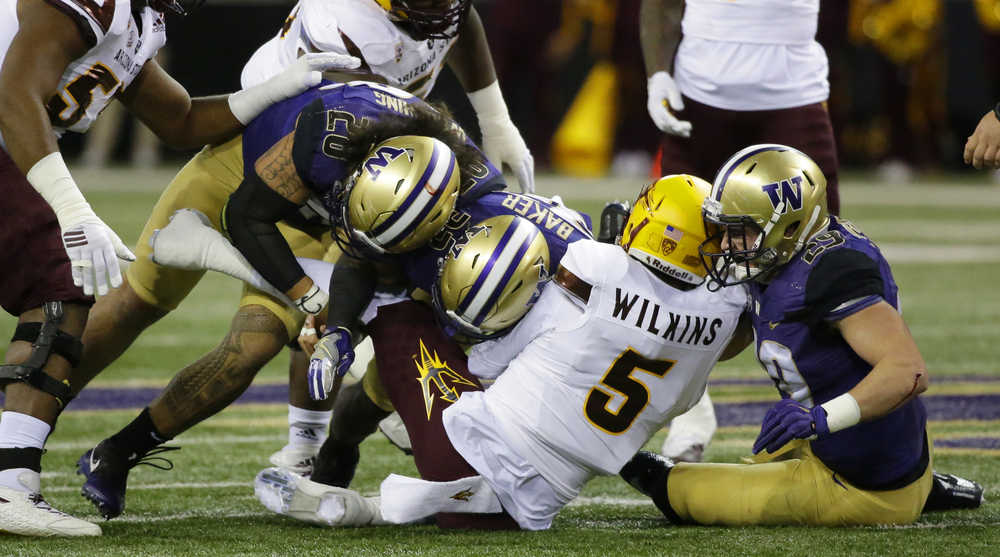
[294, 283, 329, 315]
[467, 81, 509, 121]
[819, 392, 861, 433]
[25, 152, 91, 226]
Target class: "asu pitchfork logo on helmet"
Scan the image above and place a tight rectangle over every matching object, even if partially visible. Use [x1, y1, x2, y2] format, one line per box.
[620, 174, 716, 286]
[699, 144, 829, 286]
[375, 0, 472, 40]
[336, 135, 460, 257]
[433, 215, 550, 341]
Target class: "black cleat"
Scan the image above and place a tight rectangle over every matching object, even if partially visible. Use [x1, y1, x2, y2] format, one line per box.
[597, 201, 631, 244]
[77, 440, 179, 519]
[619, 451, 674, 497]
[923, 471, 985, 512]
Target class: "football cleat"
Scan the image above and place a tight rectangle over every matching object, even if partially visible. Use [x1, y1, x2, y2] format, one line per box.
[77, 440, 179, 519]
[0, 470, 101, 537]
[923, 471, 985, 512]
[377, 412, 413, 455]
[619, 451, 675, 497]
[268, 443, 321, 476]
[254, 467, 386, 527]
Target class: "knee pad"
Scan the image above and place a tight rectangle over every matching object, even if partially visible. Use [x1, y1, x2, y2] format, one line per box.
[0, 302, 80, 408]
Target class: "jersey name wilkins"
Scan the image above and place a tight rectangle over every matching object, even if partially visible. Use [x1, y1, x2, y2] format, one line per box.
[611, 288, 724, 347]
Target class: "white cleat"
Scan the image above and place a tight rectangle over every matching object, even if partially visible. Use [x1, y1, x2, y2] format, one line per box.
[0, 471, 101, 537]
[378, 412, 412, 455]
[268, 443, 321, 476]
[254, 467, 386, 527]
[149, 208, 218, 270]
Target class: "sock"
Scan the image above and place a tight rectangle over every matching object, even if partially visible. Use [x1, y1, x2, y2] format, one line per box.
[0, 411, 51, 449]
[107, 407, 171, 458]
[288, 405, 331, 446]
[0, 412, 50, 491]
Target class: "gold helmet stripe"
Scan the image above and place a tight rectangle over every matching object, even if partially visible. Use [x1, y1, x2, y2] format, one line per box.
[711, 143, 790, 203]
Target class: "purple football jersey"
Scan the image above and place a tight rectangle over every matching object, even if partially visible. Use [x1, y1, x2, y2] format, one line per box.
[748, 216, 927, 489]
[241, 81, 502, 223]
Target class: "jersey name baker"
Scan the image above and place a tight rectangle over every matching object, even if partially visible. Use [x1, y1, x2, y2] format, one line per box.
[610, 287, 725, 347]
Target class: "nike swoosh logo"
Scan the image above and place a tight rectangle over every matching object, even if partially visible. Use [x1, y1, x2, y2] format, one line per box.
[89, 452, 101, 473]
[769, 321, 780, 329]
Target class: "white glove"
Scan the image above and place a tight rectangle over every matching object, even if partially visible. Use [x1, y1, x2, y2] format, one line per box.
[468, 81, 535, 194]
[646, 71, 692, 138]
[26, 152, 135, 297]
[228, 52, 361, 125]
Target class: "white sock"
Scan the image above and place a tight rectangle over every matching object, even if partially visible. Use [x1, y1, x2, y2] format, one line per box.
[0, 412, 51, 492]
[0, 411, 51, 449]
[379, 473, 502, 524]
[288, 405, 331, 446]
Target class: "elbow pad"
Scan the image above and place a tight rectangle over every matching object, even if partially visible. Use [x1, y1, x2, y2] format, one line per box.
[223, 171, 306, 293]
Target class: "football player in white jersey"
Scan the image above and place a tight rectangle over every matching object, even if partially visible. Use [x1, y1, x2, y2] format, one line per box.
[253, 174, 751, 530]
[640, 0, 841, 462]
[0, 0, 358, 537]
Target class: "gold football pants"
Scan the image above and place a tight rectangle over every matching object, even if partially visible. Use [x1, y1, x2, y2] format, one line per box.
[666, 438, 933, 526]
[125, 136, 338, 340]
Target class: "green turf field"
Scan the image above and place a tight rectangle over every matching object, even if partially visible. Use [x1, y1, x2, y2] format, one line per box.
[1, 169, 998, 556]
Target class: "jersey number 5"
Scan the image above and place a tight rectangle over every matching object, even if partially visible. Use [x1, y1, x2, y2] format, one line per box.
[47, 63, 120, 128]
[585, 348, 675, 435]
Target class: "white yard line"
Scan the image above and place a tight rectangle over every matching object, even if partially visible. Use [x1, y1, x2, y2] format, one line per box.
[45, 434, 286, 451]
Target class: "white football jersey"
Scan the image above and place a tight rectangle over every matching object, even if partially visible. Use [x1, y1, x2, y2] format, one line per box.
[674, 0, 828, 110]
[241, 0, 456, 98]
[0, 0, 165, 144]
[446, 241, 748, 508]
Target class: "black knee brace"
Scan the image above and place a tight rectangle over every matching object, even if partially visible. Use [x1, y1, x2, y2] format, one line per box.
[0, 302, 81, 408]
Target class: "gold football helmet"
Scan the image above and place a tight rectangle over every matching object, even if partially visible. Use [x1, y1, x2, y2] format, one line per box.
[374, 0, 471, 40]
[700, 144, 829, 286]
[620, 174, 716, 286]
[338, 135, 460, 257]
[433, 215, 550, 341]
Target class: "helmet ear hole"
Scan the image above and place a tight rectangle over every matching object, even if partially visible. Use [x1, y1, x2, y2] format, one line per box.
[783, 221, 801, 239]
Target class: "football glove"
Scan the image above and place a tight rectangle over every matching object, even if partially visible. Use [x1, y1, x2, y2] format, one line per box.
[646, 71, 692, 138]
[752, 398, 830, 454]
[468, 82, 535, 194]
[25, 152, 135, 297]
[307, 327, 354, 401]
[228, 52, 361, 124]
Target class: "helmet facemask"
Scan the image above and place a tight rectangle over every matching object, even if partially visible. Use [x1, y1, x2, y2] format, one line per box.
[332, 135, 460, 259]
[379, 0, 472, 40]
[700, 144, 829, 288]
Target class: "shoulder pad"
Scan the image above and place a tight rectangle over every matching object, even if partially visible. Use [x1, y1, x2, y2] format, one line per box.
[45, 0, 121, 46]
[560, 240, 628, 288]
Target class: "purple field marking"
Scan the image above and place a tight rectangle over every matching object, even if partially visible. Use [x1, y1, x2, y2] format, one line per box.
[1, 389, 997, 427]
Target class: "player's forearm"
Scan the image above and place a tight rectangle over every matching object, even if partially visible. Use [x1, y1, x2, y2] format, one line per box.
[326, 257, 377, 330]
[153, 95, 244, 149]
[446, 7, 497, 93]
[847, 349, 928, 422]
[640, 0, 684, 75]
[0, 91, 62, 173]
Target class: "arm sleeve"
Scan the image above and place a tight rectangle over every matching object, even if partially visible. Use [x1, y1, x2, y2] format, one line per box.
[222, 170, 306, 293]
[326, 255, 378, 331]
[803, 248, 885, 323]
[291, 98, 328, 190]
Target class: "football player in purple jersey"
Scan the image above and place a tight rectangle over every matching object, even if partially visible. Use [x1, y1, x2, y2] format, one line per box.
[0, 0, 357, 536]
[621, 144, 983, 526]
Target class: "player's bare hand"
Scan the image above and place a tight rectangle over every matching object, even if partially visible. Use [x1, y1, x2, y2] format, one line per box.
[298, 314, 326, 356]
[964, 108, 1000, 169]
[647, 71, 692, 138]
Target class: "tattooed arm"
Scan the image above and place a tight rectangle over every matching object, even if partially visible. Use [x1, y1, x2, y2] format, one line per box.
[223, 131, 315, 301]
